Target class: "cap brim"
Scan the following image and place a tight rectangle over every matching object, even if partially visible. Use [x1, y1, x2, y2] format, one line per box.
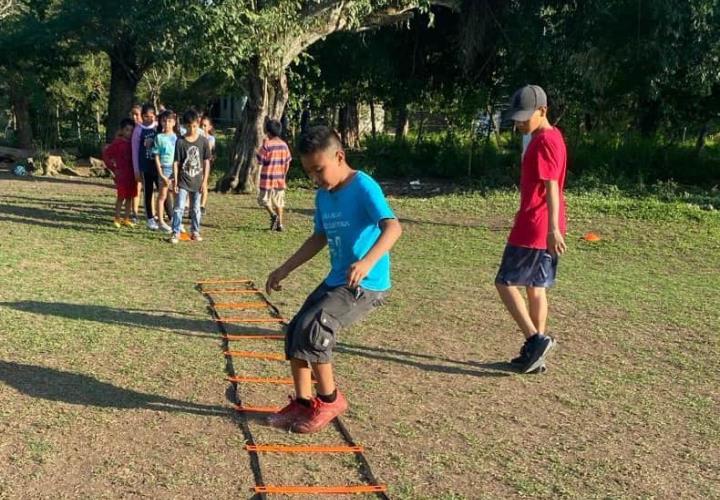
[507, 108, 535, 121]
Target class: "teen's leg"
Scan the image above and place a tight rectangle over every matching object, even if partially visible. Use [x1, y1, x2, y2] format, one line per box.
[172, 189, 188, 235]
[143, 170, 155, 220]
[527, 286, 548, 334]
[157, 184, 168, 223]
[189, 191, 202, 235]
[276, 205, 284, 228]
[291, 358, 314, 400]
[496, 284, 538, 339]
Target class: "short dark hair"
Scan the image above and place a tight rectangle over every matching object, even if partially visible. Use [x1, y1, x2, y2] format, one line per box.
[297, 126, 342, 155]
[119, 118, 135, 129]
[159, 109, 177, 122]
[264, 118, 282, 138]
[141, 103, 156, 115]
[182, 109, 200, 125]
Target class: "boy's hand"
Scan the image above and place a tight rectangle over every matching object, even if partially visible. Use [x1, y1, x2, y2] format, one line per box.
[547, 229, 567, 256]
[135, 173, 141, 183]
[200, 181, 208, 194]
[266, 266, 289, 295]
[173, 184, 179, 194]
[347, 258, 372, 289]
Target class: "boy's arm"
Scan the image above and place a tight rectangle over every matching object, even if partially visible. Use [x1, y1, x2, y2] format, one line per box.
[201, 159, 210, 192]
[173, 161, 179, 193]
[131, 126, 141, 180]
[347, 218, 402, 289]
[155, 154, 164, 178]
[266, 232, 328, 294]
[545, 180, 566, 256]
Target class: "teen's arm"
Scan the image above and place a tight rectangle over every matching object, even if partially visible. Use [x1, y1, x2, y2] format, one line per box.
[172, 161, 179, 193]
[131, 126, 141, 180]
[347, 218, 402, 288]
[266, 232, 328, 294]
[545, 180, 566, 256]
[201, 158, 210, 193]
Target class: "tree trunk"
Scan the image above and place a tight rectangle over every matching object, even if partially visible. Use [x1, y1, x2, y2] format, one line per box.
[394, 102, 409, 142]
[220, 60, 289, 193]
[369, 99, 377, 138]
[9, 81, 33, 149]
[105, 55, 141, 142]
[338, 100, 360, 149]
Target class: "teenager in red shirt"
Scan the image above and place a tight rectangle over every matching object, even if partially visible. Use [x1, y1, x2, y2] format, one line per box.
[496, 85, 567, 373]
[103, 118, 138, 228]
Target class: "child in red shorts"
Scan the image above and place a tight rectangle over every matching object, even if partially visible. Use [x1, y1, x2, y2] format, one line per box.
[103, 118, 138, 227]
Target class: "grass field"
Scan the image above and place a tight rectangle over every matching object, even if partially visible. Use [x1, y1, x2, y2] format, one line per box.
[1, 171, 719, 499]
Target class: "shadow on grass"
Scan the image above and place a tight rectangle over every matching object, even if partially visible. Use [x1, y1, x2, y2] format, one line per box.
[1, 300, 285, 339]
[337, 342, 518, 377]
[0, 360, 228, 416]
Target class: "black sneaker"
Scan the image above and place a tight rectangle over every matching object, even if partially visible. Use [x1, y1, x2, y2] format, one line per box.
[201, 206, 206, 216]
[269, 214, 278, 230]
[275, 224, 284, 232]
[522, 335, 554, 374]
[511, 338, 532, 365]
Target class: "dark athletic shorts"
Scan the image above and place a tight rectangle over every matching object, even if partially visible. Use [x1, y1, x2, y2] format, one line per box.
[285, 282, 387, 364]
[495, 244, 558, 288]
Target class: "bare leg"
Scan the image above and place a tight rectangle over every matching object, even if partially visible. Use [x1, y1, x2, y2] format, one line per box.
[123, 198, 131, 220]
[133, 180, 142, 216]
[114, 196, 122, 220]
[291, 358, 313, 400]
[157, 185, 168, 223]
[276, 206, 284, 227]
[527, 286, 548, 334]
[311, 362, 335, 396]
[496, 283, 538, 339]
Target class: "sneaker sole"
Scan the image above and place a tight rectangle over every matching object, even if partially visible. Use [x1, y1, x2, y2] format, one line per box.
[523, 338, 555, 374]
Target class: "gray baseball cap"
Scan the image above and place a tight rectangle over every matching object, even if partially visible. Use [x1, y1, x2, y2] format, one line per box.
[507, 85, 547, 121]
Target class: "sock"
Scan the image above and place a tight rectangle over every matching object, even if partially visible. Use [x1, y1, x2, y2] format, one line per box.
[318, 389, 337, 404]
[296, 397, 312, 407]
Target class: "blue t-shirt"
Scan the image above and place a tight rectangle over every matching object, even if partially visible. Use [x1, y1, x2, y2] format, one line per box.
[153, 133, 177, 166]
[314, 171, 395, 291]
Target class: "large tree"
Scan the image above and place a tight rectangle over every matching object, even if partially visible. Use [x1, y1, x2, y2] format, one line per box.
[200, 0, 461, 193]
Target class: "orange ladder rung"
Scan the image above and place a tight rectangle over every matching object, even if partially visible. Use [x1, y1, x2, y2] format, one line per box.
[213, 302, 269, 310]
[227, 376, 294, 385]
[203, 288, 261, 294]
[246, 444, 364, 453]
[197, 278, 254, 285]
[253, 485, 387, 494]
[223, 334, 284, 341]
[224, 350, 285, 361]
[235, 405, 282, 413]
[216, 317, 285, 324]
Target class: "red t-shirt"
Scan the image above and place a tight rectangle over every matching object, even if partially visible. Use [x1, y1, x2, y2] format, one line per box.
[103, 137, 135, 194]
[507, 127, 567, 250]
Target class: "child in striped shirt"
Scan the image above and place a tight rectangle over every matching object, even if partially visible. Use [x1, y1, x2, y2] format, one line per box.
[256, 119, 292, 232]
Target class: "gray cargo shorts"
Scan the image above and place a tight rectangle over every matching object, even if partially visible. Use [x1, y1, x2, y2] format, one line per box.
[285, 282, 387, 364]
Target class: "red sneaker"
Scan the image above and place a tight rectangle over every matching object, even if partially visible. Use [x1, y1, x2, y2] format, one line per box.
[292, 390, 348, 434]
[266, 397, 311, 429]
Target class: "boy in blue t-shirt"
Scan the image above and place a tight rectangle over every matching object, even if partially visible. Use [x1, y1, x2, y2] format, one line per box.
[266, 126, 402, 434]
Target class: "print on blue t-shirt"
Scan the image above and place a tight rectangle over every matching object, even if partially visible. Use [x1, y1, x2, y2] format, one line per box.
[313, 171, 395, 291]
